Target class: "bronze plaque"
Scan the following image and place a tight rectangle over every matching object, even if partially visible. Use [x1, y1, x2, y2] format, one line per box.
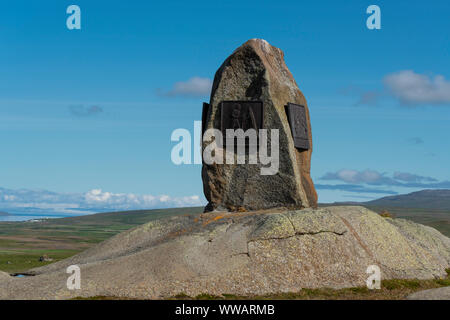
[286, 102, 310, 150]
[221, 101, 263, 132]
[221, 101, 263, 147]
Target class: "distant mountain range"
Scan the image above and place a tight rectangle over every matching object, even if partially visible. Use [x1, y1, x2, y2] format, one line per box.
[363, 189, 450, 210]
[0, 211, 9, 216]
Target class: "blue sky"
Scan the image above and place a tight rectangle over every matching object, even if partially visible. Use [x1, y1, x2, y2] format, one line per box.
[0, 0, 449, 214]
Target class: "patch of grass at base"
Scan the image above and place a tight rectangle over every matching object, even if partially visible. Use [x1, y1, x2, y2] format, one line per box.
[382, 279, 422, 290]
[434, 278, 450, 286]
[195, 293, 224, 300]
[173, 293, 191, 299]
[73, 296, 131, 300]
[75, 273, 450, 301]
[167, 272, 450, 300]
[221, 294, 239, 299]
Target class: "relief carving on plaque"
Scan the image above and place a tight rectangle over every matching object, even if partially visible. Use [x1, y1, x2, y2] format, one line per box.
[220, 101, 263, 147]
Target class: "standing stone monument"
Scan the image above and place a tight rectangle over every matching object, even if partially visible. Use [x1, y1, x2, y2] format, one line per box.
[201, 39, 317, 212]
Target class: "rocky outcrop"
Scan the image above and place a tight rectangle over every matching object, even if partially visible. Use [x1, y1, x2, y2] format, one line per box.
[1, 206, 449, 300]
[202, 39, 317, 212]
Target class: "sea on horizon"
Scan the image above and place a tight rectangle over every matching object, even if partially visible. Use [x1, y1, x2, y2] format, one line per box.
[0, 213, 73, 222]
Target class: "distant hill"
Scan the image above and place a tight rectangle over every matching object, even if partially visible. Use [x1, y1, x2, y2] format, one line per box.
[364, 189, 450, 210]
[0, 211, 9, 216]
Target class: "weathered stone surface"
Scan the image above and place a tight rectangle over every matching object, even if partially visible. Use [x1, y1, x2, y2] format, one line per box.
[1, 206, 449, 300]
[407, 286, 450, 300]
[202, 39, 317, 212]
[0, 271, 11, 281]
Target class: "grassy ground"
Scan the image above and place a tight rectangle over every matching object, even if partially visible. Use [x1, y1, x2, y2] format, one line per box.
[75, 270, 450, 300]
[0, 249, 79, 273]
[0, 207, 202, 273]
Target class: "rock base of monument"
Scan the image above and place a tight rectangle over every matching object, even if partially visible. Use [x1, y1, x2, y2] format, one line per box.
[1, 206, 449, 299]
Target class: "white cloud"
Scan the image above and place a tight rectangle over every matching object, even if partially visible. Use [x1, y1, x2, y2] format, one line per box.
[165, 77, 212, 97]
[320, 169, 450, 188]
[85, 189, 113, 203]
[393, 172, 437, 183]
[321, 169, 383, 184]
[0, 187, 204, 215]
[383, 70, 450, 104]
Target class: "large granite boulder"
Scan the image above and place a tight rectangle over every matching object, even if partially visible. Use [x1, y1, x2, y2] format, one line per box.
[1, 206, 449, 299]
[202, 39, 317, 212]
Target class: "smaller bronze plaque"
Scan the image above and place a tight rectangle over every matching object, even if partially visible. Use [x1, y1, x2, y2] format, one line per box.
[202, 102, 210, 136]
[286, 102, 310, 150]
[221, 101, 263, 147]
